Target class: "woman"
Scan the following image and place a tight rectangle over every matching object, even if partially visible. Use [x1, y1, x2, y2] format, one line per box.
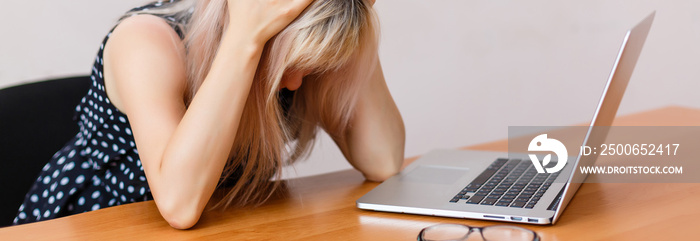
[14, 0, 404, 229]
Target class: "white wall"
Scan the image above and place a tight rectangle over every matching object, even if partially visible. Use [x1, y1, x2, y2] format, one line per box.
[1, 0, 698, 179]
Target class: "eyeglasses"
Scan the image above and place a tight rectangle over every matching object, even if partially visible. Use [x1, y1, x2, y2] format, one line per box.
[418, 224, 539, 241]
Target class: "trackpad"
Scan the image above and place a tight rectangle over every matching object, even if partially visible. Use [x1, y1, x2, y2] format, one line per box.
[401, 165, 469, 185]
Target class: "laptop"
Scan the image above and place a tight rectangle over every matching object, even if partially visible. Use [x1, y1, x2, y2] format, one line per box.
[357, 12, 655, 225]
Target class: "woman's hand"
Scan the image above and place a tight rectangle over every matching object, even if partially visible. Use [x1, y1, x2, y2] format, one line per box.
[226, 0, 314, 46]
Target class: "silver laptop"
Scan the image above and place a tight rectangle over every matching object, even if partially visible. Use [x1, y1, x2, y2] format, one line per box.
[357, 12, 655, 225]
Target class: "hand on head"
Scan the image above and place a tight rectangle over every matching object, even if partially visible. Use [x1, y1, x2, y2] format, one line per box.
[226, 0, 314, 45]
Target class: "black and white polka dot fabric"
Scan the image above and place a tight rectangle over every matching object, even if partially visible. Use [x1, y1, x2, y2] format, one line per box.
[12, 2, 184, 225]
[13, 0, 297, 225]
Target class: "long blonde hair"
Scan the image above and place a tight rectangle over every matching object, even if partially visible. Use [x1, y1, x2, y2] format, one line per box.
[122, 0, 379, 208]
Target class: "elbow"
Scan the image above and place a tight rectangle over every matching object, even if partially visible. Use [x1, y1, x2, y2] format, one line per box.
[357, 150, 404, 182]
[157, 199, 202, 229]
[361, 158, 402, 182]
[363, 170, 398, 182]
[164, 214, 198, 230]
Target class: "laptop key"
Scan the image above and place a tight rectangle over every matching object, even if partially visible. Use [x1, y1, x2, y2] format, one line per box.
[487, 195, 502, 200]
[506, 189, 521, 194]
[495, 201, 511, 207]
[524, 188, 539, 193]
[465, 187, 479, 192]
[507, 186, 520, 191]
[481, 189, 494, 194]
[511, 201, 527, 208]
[494, 187, 508, 192]
[493, 158, 509, 167]
[466, 195, 485, 204]
[502, 194, 517, 200]
[481, 198, 498, 205]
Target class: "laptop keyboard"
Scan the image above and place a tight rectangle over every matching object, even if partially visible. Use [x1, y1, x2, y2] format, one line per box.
[449, 158, 559, 209]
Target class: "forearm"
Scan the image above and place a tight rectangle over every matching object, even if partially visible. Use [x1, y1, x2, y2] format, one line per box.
[341, 61, 405, 181]
[109, 0, 314, 229]
[147, 32, 262, 228]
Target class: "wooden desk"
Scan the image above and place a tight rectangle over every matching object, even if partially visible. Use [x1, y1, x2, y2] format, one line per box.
[1, 106, 698, 240]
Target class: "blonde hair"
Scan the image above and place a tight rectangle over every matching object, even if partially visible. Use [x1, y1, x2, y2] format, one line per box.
[122, 0, 379, 208]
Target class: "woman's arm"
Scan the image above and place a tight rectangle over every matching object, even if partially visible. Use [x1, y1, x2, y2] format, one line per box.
[104, 0, 313, 229]
[333, 60, 406, 182]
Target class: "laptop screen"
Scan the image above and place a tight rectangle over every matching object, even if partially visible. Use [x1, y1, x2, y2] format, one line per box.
[553, 12, 655, 223]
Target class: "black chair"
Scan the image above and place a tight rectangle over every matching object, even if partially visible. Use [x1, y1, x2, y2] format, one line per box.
[0, 76, 90, 227]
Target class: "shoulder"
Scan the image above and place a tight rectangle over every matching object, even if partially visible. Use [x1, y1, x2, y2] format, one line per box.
[113, 14, 180, 42]
[103, 14, 187, 114]
[107, 14, 185, 62]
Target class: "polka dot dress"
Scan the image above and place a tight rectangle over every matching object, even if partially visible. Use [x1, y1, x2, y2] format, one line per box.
[12, 2, 185, 225]
[13, 1, 295, 225]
